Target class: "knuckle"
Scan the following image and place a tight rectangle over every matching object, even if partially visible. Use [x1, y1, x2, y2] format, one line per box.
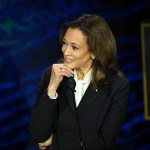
[52, 64, 55, 67]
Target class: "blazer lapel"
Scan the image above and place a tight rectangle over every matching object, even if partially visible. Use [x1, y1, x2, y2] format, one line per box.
[64, 89, 76, 114]
[62, 77, 76, 114]
[77, 84, 111, 114]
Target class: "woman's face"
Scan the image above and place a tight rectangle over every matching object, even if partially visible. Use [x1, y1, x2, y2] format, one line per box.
[62, 28, 93, 73]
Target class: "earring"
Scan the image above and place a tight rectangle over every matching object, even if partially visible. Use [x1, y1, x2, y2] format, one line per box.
[91, 55, 95, 60]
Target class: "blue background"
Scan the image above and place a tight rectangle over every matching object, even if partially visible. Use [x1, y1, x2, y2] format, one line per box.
[0, 0, 150, 149]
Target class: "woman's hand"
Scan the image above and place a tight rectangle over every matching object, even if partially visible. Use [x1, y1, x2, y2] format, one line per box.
[38, 135, 53, 150]
[48, 64, 74, 95]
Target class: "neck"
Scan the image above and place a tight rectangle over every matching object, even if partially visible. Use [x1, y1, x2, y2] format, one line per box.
[76, 70, 84, 80]
[75, 67, 92, 80]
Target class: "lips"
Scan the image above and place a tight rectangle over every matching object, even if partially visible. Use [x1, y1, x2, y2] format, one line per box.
[64, 58, 74, 63]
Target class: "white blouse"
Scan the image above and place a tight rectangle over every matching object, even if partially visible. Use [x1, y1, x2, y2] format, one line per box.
[74, 69, 92, 107]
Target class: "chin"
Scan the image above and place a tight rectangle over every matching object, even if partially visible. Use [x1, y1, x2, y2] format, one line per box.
[64, 63, 74, 69]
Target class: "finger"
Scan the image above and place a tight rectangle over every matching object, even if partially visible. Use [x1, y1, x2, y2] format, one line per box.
[61, 65, 74, 74]
[39, 142, 49, 147]
[39, 143, 49, 150]
[59, 65, 74, 77]
[54, 66, 73, 78]
[58, 68, 72, 77]
[39, 145, 47, 150]
[56, 64, 74, 74]
[52, 64, 74, 78]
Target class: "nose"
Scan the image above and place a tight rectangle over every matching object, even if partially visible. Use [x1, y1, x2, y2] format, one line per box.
[63, 45, 71, 55]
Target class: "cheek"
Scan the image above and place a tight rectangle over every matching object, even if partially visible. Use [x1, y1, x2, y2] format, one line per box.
[79, 51, 91, 59]
[73, 53, 84, 62]
[75, 53, 91, 64]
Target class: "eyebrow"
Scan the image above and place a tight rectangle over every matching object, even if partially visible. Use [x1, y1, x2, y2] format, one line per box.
[63, 38, 80, 47]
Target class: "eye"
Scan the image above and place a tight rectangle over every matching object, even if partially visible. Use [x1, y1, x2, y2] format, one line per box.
[72, 46, 79, 50]
[62, 40, 66, 45]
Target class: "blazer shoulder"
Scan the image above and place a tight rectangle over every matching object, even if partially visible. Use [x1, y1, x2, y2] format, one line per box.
[41, 66, 52, 81]
[43, 66, 51, 76]
[109, 70, 130, 92]
[38, 66, 52, 91]
[110, 70, 129, 83]
[105, 70, 130, 104]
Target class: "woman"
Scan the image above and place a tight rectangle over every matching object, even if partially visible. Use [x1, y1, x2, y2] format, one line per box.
[29, 14, 130, 150]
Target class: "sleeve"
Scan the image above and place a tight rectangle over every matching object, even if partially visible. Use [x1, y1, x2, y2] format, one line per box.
[29, 67, 58, 142]
[47, 92, 58, 99]
[98, 78, 130, 149]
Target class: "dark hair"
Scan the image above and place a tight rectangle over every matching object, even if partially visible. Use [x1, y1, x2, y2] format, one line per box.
[59, 14, 119, 89]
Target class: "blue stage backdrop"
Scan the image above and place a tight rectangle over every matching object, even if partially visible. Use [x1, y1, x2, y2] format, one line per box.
[0, 0, 150, 150]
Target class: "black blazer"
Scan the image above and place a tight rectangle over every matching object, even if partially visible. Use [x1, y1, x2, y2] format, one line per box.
[29, 67, 130, 150]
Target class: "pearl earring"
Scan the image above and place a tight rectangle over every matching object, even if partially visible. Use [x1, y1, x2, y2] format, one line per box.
[91, 55, 95, 60]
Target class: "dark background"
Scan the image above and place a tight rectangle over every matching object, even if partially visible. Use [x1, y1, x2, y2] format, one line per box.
[0, 0, 150, 150]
